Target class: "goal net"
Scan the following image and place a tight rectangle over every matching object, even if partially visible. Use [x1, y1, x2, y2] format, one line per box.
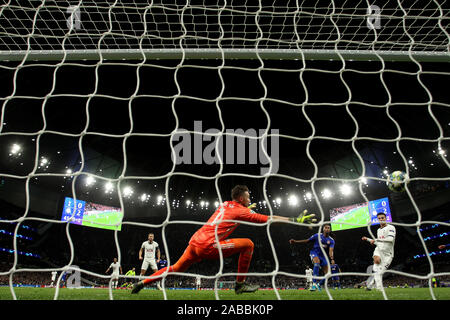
[0, 0, 449, 301]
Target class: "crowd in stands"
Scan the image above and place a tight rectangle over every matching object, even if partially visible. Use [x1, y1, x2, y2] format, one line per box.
[1, 259, 449, 289]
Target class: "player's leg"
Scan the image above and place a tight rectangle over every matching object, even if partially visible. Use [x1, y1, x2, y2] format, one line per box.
[132, 245, 200, 294]
[373, 254, 392, 290]
[151, 266, 162, 290]
[140, 260, 148, 280]
[208, 238, 259, 294]
[367, 254, 381, 290]
[317, 262, 328, 290]
[310, 254, 321, 291]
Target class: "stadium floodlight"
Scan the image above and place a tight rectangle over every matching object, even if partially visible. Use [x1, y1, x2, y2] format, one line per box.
[186, 200, 191, 206]
[214, 201, 219, 207]
[322, 189, 332, 199]
[104, 182, 114, 193]
[305, 192, 313, 200]
[9, 144, 22, 156]
[140, 193, 149, 202]
[287, 195, 299, 206]
[123, 186, 133, 197]
[340, 184, 352, 196]
[275, 197, 282, 205]
[85, 175, 95, 186]
[200, 200, 205, 207]
[360, 177, 368, 184]
[39, 157, 50, 169]
[66, 169, 72, 175]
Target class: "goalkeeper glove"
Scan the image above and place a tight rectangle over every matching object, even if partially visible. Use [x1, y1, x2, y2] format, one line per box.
[290, 210, 317, 223]
[248, 203, 257, 212]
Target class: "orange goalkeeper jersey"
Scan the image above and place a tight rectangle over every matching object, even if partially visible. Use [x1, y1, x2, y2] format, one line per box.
[189, 201, 269, 249]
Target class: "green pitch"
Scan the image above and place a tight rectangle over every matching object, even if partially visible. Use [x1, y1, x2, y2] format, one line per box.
[0, 287, 448, 300]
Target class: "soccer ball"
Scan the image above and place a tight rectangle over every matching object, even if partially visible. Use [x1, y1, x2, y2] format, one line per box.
[387, 171, 408, 192]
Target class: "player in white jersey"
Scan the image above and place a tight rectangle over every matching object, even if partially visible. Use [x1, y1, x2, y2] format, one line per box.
[139, 233, 162, 290]
[106, 257, 123, 289]
[195, 276, 201, 290]
[305, 267, 313, 290]
[50, 271, 57, 287]
[362, 212, 396, 291]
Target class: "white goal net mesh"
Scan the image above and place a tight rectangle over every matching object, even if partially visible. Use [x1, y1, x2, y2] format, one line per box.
[0, 0, 449, 301]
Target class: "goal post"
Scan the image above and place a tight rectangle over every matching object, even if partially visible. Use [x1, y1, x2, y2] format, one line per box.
[0, 0, 449, 302]
[0, 1, 448, 62]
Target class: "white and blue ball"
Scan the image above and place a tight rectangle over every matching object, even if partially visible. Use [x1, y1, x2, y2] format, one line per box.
[387, 170, 408, 192]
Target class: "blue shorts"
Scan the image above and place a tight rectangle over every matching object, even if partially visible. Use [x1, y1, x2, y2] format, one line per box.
[310, 250, 328, 267]
[332, 275, 340, 281]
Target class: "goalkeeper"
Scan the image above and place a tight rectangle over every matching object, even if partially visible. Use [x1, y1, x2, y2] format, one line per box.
[121, 267, 136, 288]
[132, 185, 314, 295]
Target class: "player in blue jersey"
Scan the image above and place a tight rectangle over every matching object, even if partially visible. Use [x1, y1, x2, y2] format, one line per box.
[330, 260, 341, 289]
[60, 271, 67, 288]
[157, 254, 168, 270]
[289, 223, 335, 291]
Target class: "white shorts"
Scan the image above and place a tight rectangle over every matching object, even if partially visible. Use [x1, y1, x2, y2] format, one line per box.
[141, 259, 158, 271]
[112, 272, 119, 280]
[373, 248, 393, 270]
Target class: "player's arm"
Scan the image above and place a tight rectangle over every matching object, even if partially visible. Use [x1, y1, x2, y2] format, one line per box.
[139, 247, 143, 260]
[156, 247, 161, 262]
[289, 238, 310, 244]
[105, 267, 110, 274]
[368, 227, 396, 245]
[328, 246, 335, 261]
[373, 237, 394, 244]
[246, 204, 314, 223]
[361, 236, 376, 245]
[272, 215, 293, 222]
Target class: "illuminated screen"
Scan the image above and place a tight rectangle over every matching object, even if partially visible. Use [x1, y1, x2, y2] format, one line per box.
[61, 197, 123, 231]
[330, 197, 392, 231]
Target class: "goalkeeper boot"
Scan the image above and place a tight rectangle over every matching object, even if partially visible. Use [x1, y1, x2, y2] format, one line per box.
[131, 281, 144, 294]
[235, 282, 260, 294]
